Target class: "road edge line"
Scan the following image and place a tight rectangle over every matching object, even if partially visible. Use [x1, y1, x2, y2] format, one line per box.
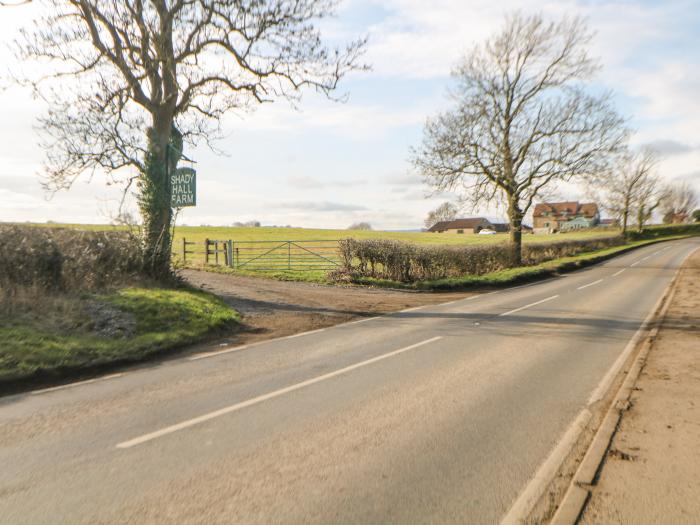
[549, 244, 699, 525]
[500, 408, 592, 525]
[500, 241, 697, 525]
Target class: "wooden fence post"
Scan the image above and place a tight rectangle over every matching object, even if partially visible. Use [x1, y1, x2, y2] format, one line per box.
[182, 237, 187, 263]
[205, 238, 210, 264]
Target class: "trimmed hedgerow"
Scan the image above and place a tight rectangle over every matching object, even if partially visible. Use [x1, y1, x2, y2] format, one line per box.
[626, 223, 700, 241]
[335, 235, 626, 283]
[0, 224, 144, 293]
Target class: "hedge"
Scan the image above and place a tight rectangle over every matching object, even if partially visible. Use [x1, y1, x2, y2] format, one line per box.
[0, 225, 144, 292]
[335, 235, 627, 283]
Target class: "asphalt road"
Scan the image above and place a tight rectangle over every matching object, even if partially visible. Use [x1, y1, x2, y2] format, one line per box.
[1, 238, 698, 525]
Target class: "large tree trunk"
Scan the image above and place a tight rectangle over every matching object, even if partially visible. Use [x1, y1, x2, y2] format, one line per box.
[139, 116, 181, 278]
[508, 198, 523, 267]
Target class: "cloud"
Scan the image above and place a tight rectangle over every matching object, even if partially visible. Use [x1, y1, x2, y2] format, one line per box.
[0, 188, 43, 210]
[278, 201, 369, 212]
[383, 172, 423, 185]
[225, 99, 427, 138]
[286, 176, 369, 189]
[287, 176, 324, 189]
[643, 140, 696, 156]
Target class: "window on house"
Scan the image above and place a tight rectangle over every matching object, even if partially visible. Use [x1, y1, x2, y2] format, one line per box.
[457, 229, 464, 234]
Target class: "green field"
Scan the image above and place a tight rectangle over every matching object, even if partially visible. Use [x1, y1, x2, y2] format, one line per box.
[18, 222, 622, 279]
[171, 225, 618, 246]
[171, 226, 621, 273]
[26, 222, 620, 247]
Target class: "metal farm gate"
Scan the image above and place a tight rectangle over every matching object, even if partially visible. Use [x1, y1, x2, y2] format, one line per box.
[231, 240, 341, 271]
[177, 238, 341, 271]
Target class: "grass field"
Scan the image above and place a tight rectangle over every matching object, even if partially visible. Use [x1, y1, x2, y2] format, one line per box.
[171, 225, 618, 246]
[18, 222, 622, 280]
[26, 222, 620, 247]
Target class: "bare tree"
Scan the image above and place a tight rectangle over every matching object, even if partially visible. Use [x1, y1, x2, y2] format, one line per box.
[424, 201, 459, 229]
[661, 181, 698, 224]
[633, 169, 668, 232]
[597, 149, 659, 233]
[411, 13, 626, 264]
[14, 0, 366, 276]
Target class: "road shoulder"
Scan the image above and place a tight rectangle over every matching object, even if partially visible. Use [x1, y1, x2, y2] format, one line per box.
[580, 248, 700, 524]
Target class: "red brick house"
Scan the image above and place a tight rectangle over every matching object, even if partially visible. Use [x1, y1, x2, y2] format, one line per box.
[532, 202, 600, 233]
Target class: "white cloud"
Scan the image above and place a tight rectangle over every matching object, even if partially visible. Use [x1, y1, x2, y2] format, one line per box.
[0, 188, 43, 210]
[223, 98, 428, 138]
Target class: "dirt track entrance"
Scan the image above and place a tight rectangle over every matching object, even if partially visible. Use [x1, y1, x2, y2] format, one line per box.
[180, 269, 474, 344]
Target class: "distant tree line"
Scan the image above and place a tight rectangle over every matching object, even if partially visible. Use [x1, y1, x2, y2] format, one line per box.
[348, 222, 372, 231]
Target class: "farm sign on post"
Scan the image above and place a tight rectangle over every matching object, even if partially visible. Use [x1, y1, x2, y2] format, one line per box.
[171, 167, 196, 207]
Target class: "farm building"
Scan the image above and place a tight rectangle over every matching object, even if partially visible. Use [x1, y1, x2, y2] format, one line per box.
[532, 201, 600, 234]
[427, 217, 510, 234]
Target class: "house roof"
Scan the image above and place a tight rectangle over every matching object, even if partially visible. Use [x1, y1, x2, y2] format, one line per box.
[533, 201, 599, 219]
[427, 217, 490, 232]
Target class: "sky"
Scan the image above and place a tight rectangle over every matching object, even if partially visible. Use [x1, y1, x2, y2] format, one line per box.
[1, 0, 699, 230]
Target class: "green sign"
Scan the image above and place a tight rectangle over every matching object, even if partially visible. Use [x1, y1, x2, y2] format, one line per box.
[171, 167, 196, 207]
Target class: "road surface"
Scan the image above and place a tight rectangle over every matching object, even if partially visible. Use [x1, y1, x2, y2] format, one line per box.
[1, 238, 697, 524]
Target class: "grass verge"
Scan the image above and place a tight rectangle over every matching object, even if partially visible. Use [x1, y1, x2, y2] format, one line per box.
[0, 286, 240, 386]
[181, 263, 330, 284]
[353, 235, 694, 291]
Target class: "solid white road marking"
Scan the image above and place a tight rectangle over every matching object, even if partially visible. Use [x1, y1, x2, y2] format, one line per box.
[31, 374, 123, 395]
[346, 316, 381, 325]
[498, 295, 559, 317]
[501, 409, 592, 525]
[504, 242, 699, 524]
[399, 306, 423, 313]
[284, 328, 326, 339]
[612, 269, 626, 277]
[577, 279, 603, 290]
[630, 261, 640, 267]
[116, 336, 443, 449]
[189, 344, 250, 361]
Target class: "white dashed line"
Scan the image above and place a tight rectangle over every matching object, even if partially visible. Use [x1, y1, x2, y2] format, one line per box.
[116, 336, 443, 449]
[612, 269, 626, 277]
[577, 279, 604, 290]
[498, 295, 559, 317]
